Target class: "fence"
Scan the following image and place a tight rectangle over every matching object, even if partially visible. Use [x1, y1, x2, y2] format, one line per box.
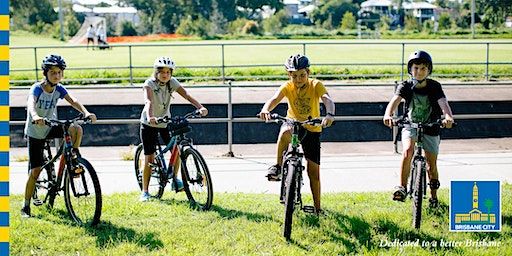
[10, 41, 512, 85]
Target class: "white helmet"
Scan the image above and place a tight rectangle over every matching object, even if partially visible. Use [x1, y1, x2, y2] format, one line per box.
[153, 56, 176, 69]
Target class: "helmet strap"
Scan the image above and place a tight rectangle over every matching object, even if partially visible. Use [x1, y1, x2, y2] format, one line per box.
[44, 77, 57, 87]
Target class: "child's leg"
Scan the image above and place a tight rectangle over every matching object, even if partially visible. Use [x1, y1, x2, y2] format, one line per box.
[425, 151, 439, 198]
[400, 137, 415, 187]
[275, 126, 291, 166]
[306, 160, 321, 210]
[68, 124, 83, 149]
[143, 154, 155, 192]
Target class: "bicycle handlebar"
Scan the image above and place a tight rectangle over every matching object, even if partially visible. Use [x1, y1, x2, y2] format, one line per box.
[394, 118, 457, 129]
[266, 113, 322, 126]
[33, 114, 93, 127]
[157, 110, 202, 124]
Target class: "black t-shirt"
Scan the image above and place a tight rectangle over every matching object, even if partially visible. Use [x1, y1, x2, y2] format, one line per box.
[395, 79, 446, 136]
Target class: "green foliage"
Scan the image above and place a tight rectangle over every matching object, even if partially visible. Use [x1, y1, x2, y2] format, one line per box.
[227, 18, 251, 35]
[404, 15, 420, 32]
[340, 11, 356, 30]
[65, 14, 81, 37]
[438, 13, 452, 30]
[262, 10, 288, 35]
[311, 0, 358, 29]
[176, 16, 212, 38]
[117, 20, 138, 36]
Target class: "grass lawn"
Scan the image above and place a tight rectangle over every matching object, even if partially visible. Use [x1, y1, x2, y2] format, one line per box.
[10, 185, 511, 255]
[9, 31, 512, 84]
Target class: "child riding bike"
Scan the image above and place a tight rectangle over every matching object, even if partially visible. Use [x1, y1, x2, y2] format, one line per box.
[22, 54, 97, 217]
[383, 50, 455, 208]
[138, 56, 208, 202]
[258, 54, 335, 214]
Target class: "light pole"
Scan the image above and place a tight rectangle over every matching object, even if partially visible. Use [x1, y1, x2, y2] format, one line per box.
[58, 0, 64, 41]
[471, 0, 475, 39]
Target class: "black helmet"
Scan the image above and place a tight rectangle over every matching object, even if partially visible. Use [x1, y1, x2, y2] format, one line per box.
[284, 54, 310, 71]
[407, 50, 432, 75]
[41, 54, 67, 72]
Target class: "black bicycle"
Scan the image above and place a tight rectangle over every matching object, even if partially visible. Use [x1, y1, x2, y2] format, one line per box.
[32, 115, 102, 226]
[394, 117, 454, 229]
[134, 110, 213, 210]
[265, 113, 322, 240]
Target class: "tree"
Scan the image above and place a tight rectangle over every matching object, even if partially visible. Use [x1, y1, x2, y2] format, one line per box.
[262, 9, 288, 34]
[10, 0, 57, 30]
[484, 198, 493, 222]
[340, 11, 356, 30]
[236, 0, 283, 19]
[311, 0, 358, 28]
[478, 0, 512, 28]
[438, 13, 452, 30]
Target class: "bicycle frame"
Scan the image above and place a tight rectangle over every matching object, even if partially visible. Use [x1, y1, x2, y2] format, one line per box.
[154, 132, 193, 190]
[408, 123, 428, 200]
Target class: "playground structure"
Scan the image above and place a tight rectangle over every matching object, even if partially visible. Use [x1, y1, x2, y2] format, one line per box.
[69, 16, 107, 47]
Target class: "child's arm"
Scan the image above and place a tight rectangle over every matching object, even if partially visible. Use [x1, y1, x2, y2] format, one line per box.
[258, 90, 285, 121]
[143, 86, 157, 124]
[383, 95, 403, 127]
[27, 94, 44, 125]
[320, 93, 335, 127]
[64, 94, 97, 122]
[176, 86, 208, 116]
[437, 97, 454, 128]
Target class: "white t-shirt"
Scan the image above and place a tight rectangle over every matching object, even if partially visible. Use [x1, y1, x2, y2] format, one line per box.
[140, 77, 181, 128]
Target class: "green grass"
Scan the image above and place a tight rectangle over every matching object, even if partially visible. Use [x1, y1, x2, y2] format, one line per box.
[10, 184, 512, 255]
[9, 31, 512, 84]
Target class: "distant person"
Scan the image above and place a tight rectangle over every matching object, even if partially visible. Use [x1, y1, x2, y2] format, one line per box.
[86, 24, 95, 50]
[257, 54, 335, 214]
[96, 24, 105, 44]
[383, 50, 455, 208]
[138, 56, 208, 202]
[21, 54, 97, 218]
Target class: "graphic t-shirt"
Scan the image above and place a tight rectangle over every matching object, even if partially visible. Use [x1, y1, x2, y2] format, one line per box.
[395, 79, 446, 136]
[279, 78, 328, 132]
[24, 82, 68, 139]
[140, 77, 181, 128]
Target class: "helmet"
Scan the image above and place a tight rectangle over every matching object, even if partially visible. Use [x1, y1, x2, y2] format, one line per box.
[284, 54, 310, 71]
[153, 56, 176, 69]
[407, 50, 432, 75]
[41, 54, 66, 72]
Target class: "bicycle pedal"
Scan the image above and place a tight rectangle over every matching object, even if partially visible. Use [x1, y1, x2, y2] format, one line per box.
[267, 175, 281, 182]
[302, 205, 316, 214]
[32, 199, 43, 206]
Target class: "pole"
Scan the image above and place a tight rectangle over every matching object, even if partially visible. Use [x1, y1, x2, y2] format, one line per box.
[471, 0, 475, 39]
[58, 0, 64, 41]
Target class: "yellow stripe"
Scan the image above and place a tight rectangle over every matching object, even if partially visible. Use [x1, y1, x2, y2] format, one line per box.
[0, 76, 7, 91]
[0, 16, 8, 31]
[0, 167, 7, 181]
[0, 46, 7, 61]
[0, 227, 8, 242]
[0, 106, 7, 121]
[0, 137, 7, 151]
[0, 197, 7, 212]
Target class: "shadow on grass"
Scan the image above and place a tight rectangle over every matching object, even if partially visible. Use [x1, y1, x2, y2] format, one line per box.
[210, 205, 274, 222]
[45, 207, 164, 251]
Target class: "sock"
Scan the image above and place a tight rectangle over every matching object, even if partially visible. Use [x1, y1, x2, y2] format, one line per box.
[24, 199, 30, 208]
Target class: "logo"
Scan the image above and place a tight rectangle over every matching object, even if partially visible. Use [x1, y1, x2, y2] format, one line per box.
[450, 181, 501, 232]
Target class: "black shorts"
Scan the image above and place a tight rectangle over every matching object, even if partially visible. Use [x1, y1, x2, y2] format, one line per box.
[140, 124, 171, 155]
[87, 37, 94, 43]
[28, 126, 64, 169]
[291, 125, 321, 165]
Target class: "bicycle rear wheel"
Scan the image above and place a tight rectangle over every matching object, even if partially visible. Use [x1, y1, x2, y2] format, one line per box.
[64, 158, 102, 226]
[283, 160, 299, 240]
[180, 147, 213, 210]
[134, 143, 166, 198]
[412, 160, 424, 229]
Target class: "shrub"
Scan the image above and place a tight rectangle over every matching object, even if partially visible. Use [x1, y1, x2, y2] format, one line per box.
[117, 21, 138, 36]
[176, 16, 211, 38]
[340, 11, 356, 30]
[241, 21, 261, 35]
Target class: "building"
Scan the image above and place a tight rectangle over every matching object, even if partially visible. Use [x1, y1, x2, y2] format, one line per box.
[283, 0, 314, 25]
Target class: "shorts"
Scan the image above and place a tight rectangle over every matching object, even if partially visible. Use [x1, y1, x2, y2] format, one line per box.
[402, 127, 440, 154]
[140, 124, 171, 155]
[282, 124, 321, 165]
[28, 126, 64, 169]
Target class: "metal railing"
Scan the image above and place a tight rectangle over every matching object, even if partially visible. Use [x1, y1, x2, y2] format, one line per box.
[10, 41, 512, 85]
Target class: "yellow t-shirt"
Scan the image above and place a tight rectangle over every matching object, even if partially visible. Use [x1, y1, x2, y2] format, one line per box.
[279, 78, 328, 132]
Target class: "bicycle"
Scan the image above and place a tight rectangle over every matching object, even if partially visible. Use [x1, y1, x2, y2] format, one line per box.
[32, 115, 102, 226]
[264, 113, 322, 240]
[394, 117, 454, 229]
[134, 110, 213, 210]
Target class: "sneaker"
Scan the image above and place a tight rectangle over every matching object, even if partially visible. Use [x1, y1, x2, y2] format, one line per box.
[429, 198, 439, 208]
[266, 164, 281, 181]
[171, 179, 184, 192]
[139, 192, 150, 202]
[20, 206, 31, 218]
[392, 186, 407, 202]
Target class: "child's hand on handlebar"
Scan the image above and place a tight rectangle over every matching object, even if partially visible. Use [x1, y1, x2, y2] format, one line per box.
[33, 116, 45, 126]
[442, 117, 454, 128]
[383, 115, 394, 128]
[85, 113, 97, 123]
[322, 115, 334, 128]
[198, 107, 208, 117]
[257, 111, 271, 121]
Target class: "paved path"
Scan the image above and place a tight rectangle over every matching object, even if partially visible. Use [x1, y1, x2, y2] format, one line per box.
[9, 138, 512, 195]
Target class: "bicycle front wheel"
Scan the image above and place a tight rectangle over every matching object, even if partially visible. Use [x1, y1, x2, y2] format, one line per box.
[283, 160, 299, 240]
[134, 143, 166, 198]
[180, 147, 213, 210]
[412, 160, 424, 229]
[64, 157, 102, 226]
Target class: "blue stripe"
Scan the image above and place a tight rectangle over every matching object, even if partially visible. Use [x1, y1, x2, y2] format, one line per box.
[0, 152, 6, 166]
[0, 2, 7, 15]
[0, 183, 7, 196]
[0, 242, 8, 256]
[0, 62, 7, 76]
[0, 184, 6, 197]
[0, 213, 8, 226]
[0, 92, 7, 105]
[0, 122, 7, 136]
[0, 31, 7, 45]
